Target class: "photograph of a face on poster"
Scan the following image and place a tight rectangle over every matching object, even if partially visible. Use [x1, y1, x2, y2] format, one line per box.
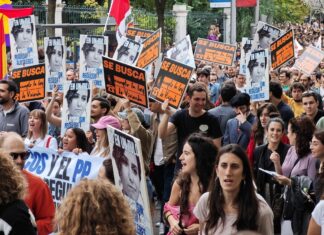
[251, 21, 281, 51]
[107, 126, 153, 235]
[239, 37, 253, 75]
[61, 80, 92, 136]
[45, 36, 66, 92]
[9, 15, 39, 68]
[246, 49, 268, 84]
[166, 35, 195, 68]
[79, 35, 108, 88]
[113, 36, 143, 66]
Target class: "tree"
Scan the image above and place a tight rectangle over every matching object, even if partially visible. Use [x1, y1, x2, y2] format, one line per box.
[47, 0, 56, 37]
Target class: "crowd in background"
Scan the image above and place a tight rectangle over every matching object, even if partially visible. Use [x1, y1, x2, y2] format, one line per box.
[0, 19, 324, 235]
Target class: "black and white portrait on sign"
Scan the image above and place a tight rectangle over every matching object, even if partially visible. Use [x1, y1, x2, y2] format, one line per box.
[9, 15, 39, 68]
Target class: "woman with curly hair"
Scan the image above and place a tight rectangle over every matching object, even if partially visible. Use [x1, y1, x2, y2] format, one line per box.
[273, 116, 318, 234]
[194, 144, 273, 235]
[55, 178, 135, 235]
[0, 150, 37, 234]
[163, 133, 218, 235]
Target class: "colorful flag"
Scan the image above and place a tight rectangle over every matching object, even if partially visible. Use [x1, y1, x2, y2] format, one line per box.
[108, 0, 131, 44]
[237, 0, 256, 7]
[0, 14, 7, 79]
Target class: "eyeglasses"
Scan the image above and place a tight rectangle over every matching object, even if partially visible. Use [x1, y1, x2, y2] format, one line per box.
[9, 151, 30, 160]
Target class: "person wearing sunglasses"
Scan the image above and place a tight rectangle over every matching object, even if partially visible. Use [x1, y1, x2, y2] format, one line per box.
[0, 132, 55, 235]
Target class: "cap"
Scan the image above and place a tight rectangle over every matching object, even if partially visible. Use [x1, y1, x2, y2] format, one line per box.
[118, 107, 145, 124]
[230, 93, 250, 107]
[91, 115, 121, 130]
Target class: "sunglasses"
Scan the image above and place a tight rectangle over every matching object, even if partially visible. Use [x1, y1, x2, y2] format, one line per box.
[10, 151, 30, 160]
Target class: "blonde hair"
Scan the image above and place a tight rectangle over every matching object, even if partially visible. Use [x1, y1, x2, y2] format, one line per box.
[91, 130, 109, 157]
[27, 109, 48, 139]
[55, 179, 135, 235]
[0, 150, 26, 205]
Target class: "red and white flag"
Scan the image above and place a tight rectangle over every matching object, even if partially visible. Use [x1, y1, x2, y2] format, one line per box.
[108, 0, 131, 44]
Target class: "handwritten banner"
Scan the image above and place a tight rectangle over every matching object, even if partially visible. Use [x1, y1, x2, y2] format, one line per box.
[126, 27, 154, 40]
[107, 126, 153, 235]
[136, 28, 161, 69]
[150, 58, 193, 109]
[194, 38, 236, 66]
[12, 64, 45, 102]
[24, 147, 104, 207]
[294, 45, 324, 75]
[103, 56, 148, 108]
[270, 30, 295, 70]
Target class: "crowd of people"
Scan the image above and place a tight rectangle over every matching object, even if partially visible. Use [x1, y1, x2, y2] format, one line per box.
[0, 17, 323, 235]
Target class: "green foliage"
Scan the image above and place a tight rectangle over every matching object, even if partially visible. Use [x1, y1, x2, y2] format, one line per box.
[237, 7, 254, 40]
[272, 0, 309, 23]
[187, 10, 223, 42]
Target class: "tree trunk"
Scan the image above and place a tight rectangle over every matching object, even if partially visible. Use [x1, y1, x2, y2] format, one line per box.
[154, 0, 166, 49]
[47, 0, 56, 37]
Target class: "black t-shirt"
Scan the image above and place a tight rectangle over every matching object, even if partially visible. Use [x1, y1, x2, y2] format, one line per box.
[170, 109, 222, 170]
[0, 200, 37, 235]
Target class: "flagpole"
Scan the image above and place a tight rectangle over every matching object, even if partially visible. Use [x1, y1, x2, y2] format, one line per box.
[103, 0, 115, 34]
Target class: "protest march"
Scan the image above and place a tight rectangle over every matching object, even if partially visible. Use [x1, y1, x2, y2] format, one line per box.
[0, 0, 323, 234]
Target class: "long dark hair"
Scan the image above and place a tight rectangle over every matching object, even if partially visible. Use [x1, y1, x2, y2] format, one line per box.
[205, 144, 259, 234]
[70, 128, 91, 154]
[253, 103, 278, 146]
[178, 133, 218, 216]
[289, 116, 315, 158]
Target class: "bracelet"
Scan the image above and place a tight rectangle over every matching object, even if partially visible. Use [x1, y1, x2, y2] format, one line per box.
[165, 213, 172, 221]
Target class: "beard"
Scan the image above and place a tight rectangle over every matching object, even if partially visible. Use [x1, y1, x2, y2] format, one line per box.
[0, 97, 10, 105]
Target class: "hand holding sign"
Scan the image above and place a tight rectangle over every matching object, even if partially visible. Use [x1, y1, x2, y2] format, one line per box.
[161, 99, 172, 116]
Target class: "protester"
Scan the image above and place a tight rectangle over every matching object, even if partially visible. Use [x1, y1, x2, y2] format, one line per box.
[223, 93, 256, 149]
[208, 84, 237, 134]
[310, 130, 324, 202]
[0, 132, 55, 235]
[164, 133, 218, 235]
[253, 118, 290, 204]
[90, 115, 121, 158]
[55, 179, 135, 235]
[159, 82, 222, 171]
[269, 81, 294, 128]
[0, 80, 29, 137]
[61, 128, 91, 154]
[24, 109, 58, 150]
[281, 82, 305, 117]
[247, 103, 289, 165]
[302, 91, 324, 125]
[273, 116, 317, 234]
[194, 144, 273, 235]
[0, 149, 37, 235]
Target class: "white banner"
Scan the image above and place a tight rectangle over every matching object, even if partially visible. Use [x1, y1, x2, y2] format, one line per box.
[24, 147, 104, 206]
[113, 36, 143, 66]
[9, 15, 39, 68]
[251, 21, 282, 51]
[107, 126, 153, 235]
[44, 36, 66, 92]
[79, 35, 108, 88]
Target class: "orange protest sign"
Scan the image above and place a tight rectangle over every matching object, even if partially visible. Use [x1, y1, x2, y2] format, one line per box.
[270, 30, 295, 70]
[136, 28, 161, 68]
[294, 46, 324, 75]
[126, 28, 154, 40]
[150, 58, 193, 109]
[194, 38, 236, 66]
[11, 64, 46, 102]
[103, 57, 148, 108]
